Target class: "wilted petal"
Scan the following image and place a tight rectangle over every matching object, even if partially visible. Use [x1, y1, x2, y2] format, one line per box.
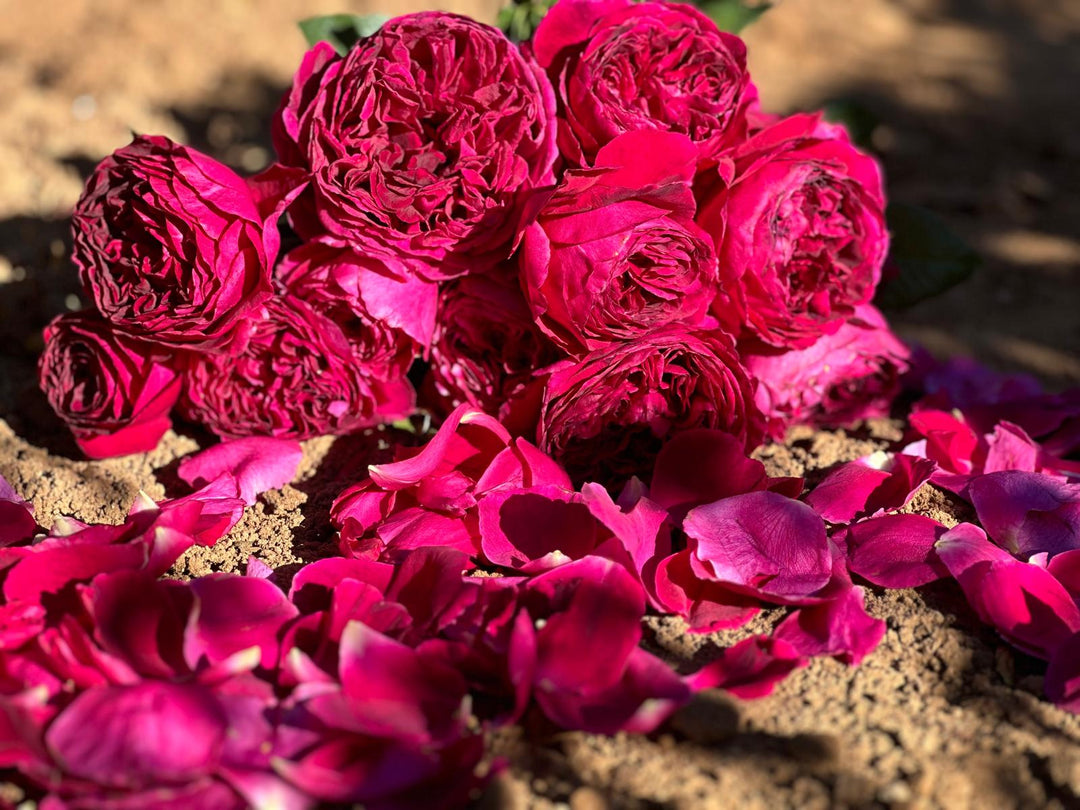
[45, 682, 227, 787]
[773, 586, 885, 665]
[649, 429, 768, 519]
[0, 474, 36, 547]
[968, 470, 1080, 558]
[937, 523, 1080, 659]
[178, 438, 304, 505]
[685, 491, 831, 600]
[842, 513, 950, 588]
[806, 452, 935, 524]
[686, 635, 805, 698]
[479, 486, 600, 571]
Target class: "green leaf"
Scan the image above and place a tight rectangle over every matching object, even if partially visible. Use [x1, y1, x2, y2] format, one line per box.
[497, 0, 556, 43]
[874, 203, 980, 310]
[822, 98, 880, 149]
[697, 0, 772, 34]
[298, 13, 390, 55]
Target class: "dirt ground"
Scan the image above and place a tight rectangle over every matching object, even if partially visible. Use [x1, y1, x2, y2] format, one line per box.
[1, 0, 1079, 808]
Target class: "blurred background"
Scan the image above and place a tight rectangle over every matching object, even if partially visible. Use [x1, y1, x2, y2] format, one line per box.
[1, 0, 1077, 430]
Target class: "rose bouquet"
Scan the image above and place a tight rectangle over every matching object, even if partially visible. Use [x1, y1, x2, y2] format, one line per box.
[18, 2, 1080, 808]
[39, 0, 905, 486]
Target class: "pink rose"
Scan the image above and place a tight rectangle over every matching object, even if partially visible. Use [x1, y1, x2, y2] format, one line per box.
[697, 114, 889, 349]
[533, 0, 755, 165]
[272, 13, 558, 278]
[522, 131, 722, 352]
[744, 305, 910, 433]
[38, 311, 181, 458]
[423, 270, 558, 422]
[72, 135, 274, 349]
[181, 297, 412, 440]
[538, 327, 765, 483]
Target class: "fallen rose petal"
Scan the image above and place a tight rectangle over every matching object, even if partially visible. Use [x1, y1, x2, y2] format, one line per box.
[773, 586, 885, 665]
[685, 491, 832, 600]
[367, 405, 510, 490]
[649, 429, 769, 519]
[1046, 632, 1080, 713]
[0, 475, 36, 548]
[843, 513, 950, 588]
[806, 453, 935, 524]
[686, 635, 806, 698]
[479, 486, 600, 572]
[936, 523, 1080, 659]
[652, 550, 760, 633]
[968, 470, 1080, 558]
[45, 682, 228, 787]
[178, 438, 304, 506]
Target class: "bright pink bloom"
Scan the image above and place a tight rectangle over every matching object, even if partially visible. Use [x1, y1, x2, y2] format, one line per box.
[532, 0, 754, 165]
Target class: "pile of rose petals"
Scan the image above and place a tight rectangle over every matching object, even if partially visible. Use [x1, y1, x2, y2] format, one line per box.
[5, 353, 1080, 806]
[39, 0, 904, 489]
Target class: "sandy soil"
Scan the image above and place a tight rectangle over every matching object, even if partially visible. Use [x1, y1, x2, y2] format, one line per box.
[1, 1, 1079, 808]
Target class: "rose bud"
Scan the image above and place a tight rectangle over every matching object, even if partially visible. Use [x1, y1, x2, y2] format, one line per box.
[522, 130, 723, 352]
[72, 135, 275, 349]
[272, 12, 558, 279]
[743, 305, 910, 434]
[275, 242, 435, 379]
[697, 113, 889, 350]
[423, 270, 559, 423]
[538, 326, 765, 485]
[38, 311, 182, 458]
[181, 297, 413, 440]
[533, 0, 755, 166]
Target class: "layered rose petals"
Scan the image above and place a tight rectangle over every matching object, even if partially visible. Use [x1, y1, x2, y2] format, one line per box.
[39, 311, 182, 458]
[537, 327, 765, 485]
[72, 135, 274, 349]
[533, 0, 754, 165]
[522, 131, 721, 351]
[698, 114, 888, 349]
[272, 13, 557, 277]
[182, 297, 412, 440]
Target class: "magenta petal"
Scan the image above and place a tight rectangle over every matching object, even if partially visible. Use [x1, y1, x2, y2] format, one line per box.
[46, 682, 226, 786]
[0, 602, 46, 650]
[686, 635, 805, 698]
[843, 513, 950, 588]
[535, 647, 689, 734]
[0, 474, 36, 547]
[937, 523, 1080, 659]
[653, 550, 760, 633]
[336, 621, 467, 743]
[806, 453, 935, 524]
[773, 586, 885, 665]
[650, 429, 768, 518]
[479, 486, 599, 570]
[968, 470, 1080, 558]
[1046, 632, 1080, 713]
[185, 575, 298, 671]
[685, 491, 831, 599]
[368, 405, 509, 490]
[529, 557, 645, 694]
[178, 437, 304, 506]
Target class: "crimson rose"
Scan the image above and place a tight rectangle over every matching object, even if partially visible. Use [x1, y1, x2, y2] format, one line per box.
[697, 114, 889, 350]
[533, 0, 754, 166]
[72, 135, 274, 349]
[181, 297, 413, 440]
[272, 13, 558, 279]
[423, 270, 558, 424]
[38, 311, 182, 458]
[522, 130, 722, 352]
[537, 327, 765, 483]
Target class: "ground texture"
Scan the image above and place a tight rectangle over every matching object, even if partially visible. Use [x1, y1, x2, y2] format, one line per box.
[1, 1, 1079, 808]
